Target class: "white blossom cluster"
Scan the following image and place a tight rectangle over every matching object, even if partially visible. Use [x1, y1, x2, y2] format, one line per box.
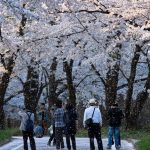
[0, 0, 149, 106]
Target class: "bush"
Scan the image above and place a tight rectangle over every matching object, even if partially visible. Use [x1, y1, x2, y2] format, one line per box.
[0, 128, 20, 143]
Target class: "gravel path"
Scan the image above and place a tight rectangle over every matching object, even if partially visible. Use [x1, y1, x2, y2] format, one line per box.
[0, 136, 136, 150]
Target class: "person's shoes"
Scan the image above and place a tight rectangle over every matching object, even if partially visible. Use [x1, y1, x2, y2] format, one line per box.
[47, 141, 51, 146]
[115, 145, 121, 150]
[106, 145, 111, 150]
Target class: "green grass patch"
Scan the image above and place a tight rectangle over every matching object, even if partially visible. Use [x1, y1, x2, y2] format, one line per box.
[120, 128, 149, 139]
[76, 127, 150, 140]
[136, 135, 150, 150]
[0, 128, 21, 143]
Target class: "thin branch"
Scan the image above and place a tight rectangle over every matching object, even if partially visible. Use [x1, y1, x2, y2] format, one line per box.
[56, 85, 67, 97]
[49, 9, 109, 15]
[91, 63, 106, 87]
[117, 77, 148, 90]
[15, 76, 24, 85]
[119, 68, 129, 81]
[75, 74, 93, 87]
[4, 90, 24, 104]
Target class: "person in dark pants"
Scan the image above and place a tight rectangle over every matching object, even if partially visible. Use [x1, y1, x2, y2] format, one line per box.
[83, 98, 103, 150]
[18, 108, 36, 150]
[88, 124, 103, 150]
[54, 100, 65, 150]
[64, 103, 78, 150]
[22, 131, 36, 150]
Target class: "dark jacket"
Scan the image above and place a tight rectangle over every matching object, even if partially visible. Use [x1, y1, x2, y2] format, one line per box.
[108, 107, 123, 127]
[64, 109, 78, 135]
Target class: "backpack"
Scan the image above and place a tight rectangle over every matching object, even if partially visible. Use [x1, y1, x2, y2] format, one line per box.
[25, 113, 34, 131]
[34, 125, 44, 138]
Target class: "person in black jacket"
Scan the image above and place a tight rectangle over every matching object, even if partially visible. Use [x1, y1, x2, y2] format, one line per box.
[106, 103, 124, 150]
[64, 103, 78, 150]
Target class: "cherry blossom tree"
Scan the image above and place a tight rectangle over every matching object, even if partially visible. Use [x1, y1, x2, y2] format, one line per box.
[0, 0, 149, 128]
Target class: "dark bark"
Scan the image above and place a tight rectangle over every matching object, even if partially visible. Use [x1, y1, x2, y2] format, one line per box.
[43, 57, 66, 108]
[63, 60, 76, 106]
[23, 65, 39, 112]
[130, 91, 149, 127]
[105, 63, 120, 110]
[19, 4, 27, 36]
[48, 57, 58, 106]
[125, 45, 142, 128]
[0, 53, 16, 129]
[48, 74, 58, 106]
[130, 61, 150, 127]
[0, 25, 2, 40]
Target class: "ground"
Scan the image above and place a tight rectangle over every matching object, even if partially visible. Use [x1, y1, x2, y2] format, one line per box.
[0, 137, 135, 150]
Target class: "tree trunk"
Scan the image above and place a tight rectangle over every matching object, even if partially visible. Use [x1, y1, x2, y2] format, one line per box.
[48, 57, 58, 107]
[63, 60, 76, 106]
[125, 45, 141, 128]
[0, 54, 16, 129]
[23, 65, 39, 112]
[105, 63, 120, 110]
[130, 63, 150, 127]
[48, 74, 58, 106]
[130, 91, 149, 127]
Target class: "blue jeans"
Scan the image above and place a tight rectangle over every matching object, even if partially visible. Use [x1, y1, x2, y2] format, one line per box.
[108, 127, 120, 148]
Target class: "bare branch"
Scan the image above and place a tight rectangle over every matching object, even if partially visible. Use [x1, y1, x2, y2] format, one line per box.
[75, 74, 93, 88]
[119, 68, 129, 81]
[117, 77, 147, 90]
[91, 63, 106, 87]
[15, 76, 24, 85]
[4, 90, 23, 104]
[49, 9, 109, 15]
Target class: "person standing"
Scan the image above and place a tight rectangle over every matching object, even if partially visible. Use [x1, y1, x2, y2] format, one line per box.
[18, 107, 36, 150]
[54, 100, 65, 150]
[47, 106, 56, 146]
[37, 103, 48, 134]
[106, 103, 124, 150]
[83, 98, 103, 150]
[64, 103, 78, 150]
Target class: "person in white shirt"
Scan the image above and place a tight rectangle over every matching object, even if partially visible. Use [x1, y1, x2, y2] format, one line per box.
[83, 98, 103, 150]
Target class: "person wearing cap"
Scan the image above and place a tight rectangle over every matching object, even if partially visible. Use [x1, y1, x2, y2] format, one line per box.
[18, 107, 36, 150]
[106, 103, 124, 150]
[83, 98, 103, 150]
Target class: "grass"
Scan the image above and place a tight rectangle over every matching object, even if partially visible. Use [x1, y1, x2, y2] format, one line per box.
[77, 127, 150, 150]
[0, 128, 21, 143]
[76, 127, 149, 139]
[136, 135, 150, 150]
[120, 128, 149, 139]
